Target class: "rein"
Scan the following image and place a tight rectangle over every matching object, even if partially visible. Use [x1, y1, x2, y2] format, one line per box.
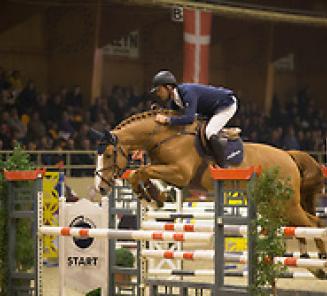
[148, 131, 196, 154]
[95, 144, 129, 187]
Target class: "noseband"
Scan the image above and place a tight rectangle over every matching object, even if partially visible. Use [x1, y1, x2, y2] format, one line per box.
[95, 143, 129, 187]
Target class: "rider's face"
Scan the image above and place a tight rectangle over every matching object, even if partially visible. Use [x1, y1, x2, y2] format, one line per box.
[156, 85, 170, 101]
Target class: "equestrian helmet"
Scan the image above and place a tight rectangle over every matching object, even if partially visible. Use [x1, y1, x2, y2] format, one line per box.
[150, 70, 177, 93]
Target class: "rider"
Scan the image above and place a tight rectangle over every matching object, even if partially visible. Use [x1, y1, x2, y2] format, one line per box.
[150, 70, 238, 167]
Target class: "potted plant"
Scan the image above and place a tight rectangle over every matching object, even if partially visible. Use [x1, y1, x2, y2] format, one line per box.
[115, 247, 135, 284]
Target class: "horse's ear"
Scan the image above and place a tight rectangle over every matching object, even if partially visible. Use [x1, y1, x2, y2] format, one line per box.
[104, 130, 118, 145]
[88, 128, 105, 141]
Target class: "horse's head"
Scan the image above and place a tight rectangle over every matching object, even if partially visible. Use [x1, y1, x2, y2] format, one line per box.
[91, 129, 129, 195]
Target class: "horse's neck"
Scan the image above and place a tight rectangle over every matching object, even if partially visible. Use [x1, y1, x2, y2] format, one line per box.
[113, 115, 199, 153]
[113, 119, 171, 151]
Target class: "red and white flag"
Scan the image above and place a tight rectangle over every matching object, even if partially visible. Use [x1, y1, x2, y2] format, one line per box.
[183, 9, 212, 84]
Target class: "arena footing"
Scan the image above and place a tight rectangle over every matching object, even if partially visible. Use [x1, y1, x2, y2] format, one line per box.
[276, 290, 327, 296]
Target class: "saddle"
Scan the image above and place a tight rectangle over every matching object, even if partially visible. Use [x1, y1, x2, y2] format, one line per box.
[196, 123, 244, 166]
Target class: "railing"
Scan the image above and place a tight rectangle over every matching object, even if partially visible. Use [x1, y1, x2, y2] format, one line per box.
[0, 150, 326, 177]
[0, 150, 96, 177]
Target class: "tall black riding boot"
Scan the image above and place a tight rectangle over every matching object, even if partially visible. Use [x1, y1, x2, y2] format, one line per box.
[209, 135, 227, 168]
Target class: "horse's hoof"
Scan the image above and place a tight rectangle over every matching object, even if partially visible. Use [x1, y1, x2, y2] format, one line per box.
[137, 192, 151, 203]
[315, 269, 327, 280]
[318, 253, 327, 259]
[300, 253, 310, 258]
[155, 199, 164, 208]
[311, 269, 327, 280]
[148, 199, 160, 210]
[139, 198, 151, 209]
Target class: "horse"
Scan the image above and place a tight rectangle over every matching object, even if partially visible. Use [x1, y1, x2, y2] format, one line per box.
[93, 109, 326, 277]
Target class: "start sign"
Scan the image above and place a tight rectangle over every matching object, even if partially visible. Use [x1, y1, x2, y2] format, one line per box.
[67, 256, 99, 267]
[60, 198, 109, 294]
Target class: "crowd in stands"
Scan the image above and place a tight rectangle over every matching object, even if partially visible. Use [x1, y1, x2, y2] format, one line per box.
[230, 89, 327, 152]
[0, 67, 326, 176]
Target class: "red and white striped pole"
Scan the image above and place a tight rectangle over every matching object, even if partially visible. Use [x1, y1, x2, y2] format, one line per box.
[142, 249, 247, 263]
[274, 257, 327, 268]
[39, 226, 213, 243]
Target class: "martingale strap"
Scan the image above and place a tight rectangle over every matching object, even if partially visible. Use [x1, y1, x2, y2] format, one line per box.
[148, 131, 196, 154]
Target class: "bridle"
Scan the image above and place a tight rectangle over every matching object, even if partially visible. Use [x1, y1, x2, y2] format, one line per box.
[95, 143, 129, 187]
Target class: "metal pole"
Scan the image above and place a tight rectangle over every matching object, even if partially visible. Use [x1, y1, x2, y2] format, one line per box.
[36, 173, 44, 296]
[214, 179, 225, 296]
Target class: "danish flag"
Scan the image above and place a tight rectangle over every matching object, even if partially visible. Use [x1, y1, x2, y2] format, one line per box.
[183, 9, 212, 84]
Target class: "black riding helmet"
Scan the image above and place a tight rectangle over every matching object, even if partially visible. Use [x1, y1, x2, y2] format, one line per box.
[150, 70, 177, 94]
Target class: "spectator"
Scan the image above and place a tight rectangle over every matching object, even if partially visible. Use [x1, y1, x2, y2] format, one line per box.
[1, 66, 326, 180]
[65, 85, 83, 110]
[282, 126, 300, 150]
[35, 93, 52, 124]
[26, 141, 37, 162]
[38, 136, 53, 165]
[27, 112, 47, 142]
[0, 123, 12, 149]
[74, 138, 94, 177]
[267, 127, 283, 148]
[48, 94, 64, 123]
[8, 70, 23, 93]
[8, 108, 27, 141]
[0, 67, 11, 91]
[16, 80, 37, 115]
[58, 111, 75, 139]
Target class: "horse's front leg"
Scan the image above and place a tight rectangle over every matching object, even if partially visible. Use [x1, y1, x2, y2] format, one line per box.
[128, 164, 190, 207]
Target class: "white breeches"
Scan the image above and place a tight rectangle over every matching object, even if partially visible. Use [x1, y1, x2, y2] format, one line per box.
[205, 96, 237, 139]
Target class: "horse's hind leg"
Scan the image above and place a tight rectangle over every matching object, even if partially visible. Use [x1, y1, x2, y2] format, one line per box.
[302, 212, 327, 259]
[284, 201, 318, 227]
[305, 211, 324, 227]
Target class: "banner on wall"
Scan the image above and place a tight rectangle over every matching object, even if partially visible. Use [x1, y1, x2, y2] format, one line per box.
[274, 53, 294, 71]
[183, 9, 212, 83]
[103, 31, 139, 58]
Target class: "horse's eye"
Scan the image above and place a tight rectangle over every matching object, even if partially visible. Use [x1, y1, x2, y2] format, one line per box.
[106, 155, 112, 159]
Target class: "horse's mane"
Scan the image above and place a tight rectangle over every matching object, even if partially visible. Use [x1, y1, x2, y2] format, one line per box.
[114, 109, 178, 131]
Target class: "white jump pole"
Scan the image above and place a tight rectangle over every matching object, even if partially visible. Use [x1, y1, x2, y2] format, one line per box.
[145, 211, 215, 219]
[148, 269, 215, 276]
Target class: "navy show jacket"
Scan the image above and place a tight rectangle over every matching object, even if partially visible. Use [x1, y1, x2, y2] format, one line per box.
[168, 83, 235, 126]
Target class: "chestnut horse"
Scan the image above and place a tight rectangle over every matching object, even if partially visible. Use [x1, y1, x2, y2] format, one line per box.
[94, 110, 326, 276]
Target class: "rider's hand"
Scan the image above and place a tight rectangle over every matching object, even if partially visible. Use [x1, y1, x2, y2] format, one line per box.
[150, 103, 160, 110]
[155, 114, 170, 125]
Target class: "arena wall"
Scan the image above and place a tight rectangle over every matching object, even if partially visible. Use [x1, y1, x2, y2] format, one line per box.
[0, 13, 48, 91]
[46, 7, 97, 102]
[0, 3, 326, 110]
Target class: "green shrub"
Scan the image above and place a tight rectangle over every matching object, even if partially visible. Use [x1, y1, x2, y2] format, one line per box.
[249, 167, 292, 296]
[0, 145, 34, 295]
[115, 247, 135, 267]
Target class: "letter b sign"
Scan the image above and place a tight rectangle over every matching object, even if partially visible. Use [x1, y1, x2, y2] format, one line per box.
[171, 7, 183, 22]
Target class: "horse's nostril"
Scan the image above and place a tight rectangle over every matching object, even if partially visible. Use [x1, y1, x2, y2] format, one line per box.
[99, 187, 107, 195]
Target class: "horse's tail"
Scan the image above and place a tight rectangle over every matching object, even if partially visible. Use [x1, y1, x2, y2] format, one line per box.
[288, 150, 324, 216]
